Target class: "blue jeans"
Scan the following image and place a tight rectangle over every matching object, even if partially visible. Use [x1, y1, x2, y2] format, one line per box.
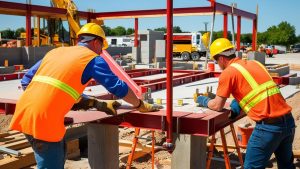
[25, 134, 66, 169]
[244, 113, 296, 169]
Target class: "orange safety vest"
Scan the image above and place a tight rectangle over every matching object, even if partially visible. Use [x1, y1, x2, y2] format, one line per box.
[228, 59, 291, 121]
[10, 46, 97, 142]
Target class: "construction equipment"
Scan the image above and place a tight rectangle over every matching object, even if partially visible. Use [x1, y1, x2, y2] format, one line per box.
[170, 32, 209, 61]
[126, 129, 156, 169]
[206, 124, 244, 169]
[193, 86, 215, 103]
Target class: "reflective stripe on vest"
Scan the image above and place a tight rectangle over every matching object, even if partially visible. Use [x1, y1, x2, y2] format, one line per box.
[32, 75, 80, 101]
[230, 63, 280, 113]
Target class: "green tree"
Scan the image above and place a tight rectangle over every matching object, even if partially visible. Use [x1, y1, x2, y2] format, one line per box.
[1, 29, 15, 39]
[154, 27, 166, 33]
[257, 32, 267, 45]
[240, 33, 252, 44]
[173, 26, 183, 33]
[112, 26, 126, 36]
[297, 35, 300, 43]
[153, 26, 184, 33]
[265, 21, 296, 46]
[212, 31, 232, 41]
[15, 27, 25, 38]
[102, 25, 112, 36]
[126, 28, 134, 35]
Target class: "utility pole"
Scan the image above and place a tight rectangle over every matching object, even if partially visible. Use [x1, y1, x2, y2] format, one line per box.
[203, 22, 209, 32]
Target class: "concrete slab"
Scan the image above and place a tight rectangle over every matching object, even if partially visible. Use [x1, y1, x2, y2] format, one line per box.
[279, 85, 300, 99]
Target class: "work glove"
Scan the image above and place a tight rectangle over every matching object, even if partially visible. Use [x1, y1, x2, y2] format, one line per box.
[207, 92, 216, 99]
[229, 99, 241, 119]
[196, 96, 211, 108]
[71, 96, 121, 116]
[136, 100, 163, 112]
[71, 97, 94, 110]
[93, 100, 122, 116]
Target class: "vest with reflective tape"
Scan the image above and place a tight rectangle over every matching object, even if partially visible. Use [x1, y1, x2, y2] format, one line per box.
[10, 46, 97, 142]
[229, 60, 291, 121]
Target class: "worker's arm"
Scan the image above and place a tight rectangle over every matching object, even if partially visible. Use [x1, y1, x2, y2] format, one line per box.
[82, 57, 129, 98]
[21, 60, 42, 90]
[82, 57, 161, 112]
[207, 95, 227, 111]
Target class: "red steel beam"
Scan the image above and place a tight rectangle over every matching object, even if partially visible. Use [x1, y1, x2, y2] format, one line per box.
[252, 19, 257, 50]
[236, 16, 241, 51]
[101, 50, 144, 98]
[0, 1, 89, 18]
[0, 1, 256, 21]
[0, 96, 244, 136]
[25, 4, 31, 46]
[134, 18, 139, 47]
[215, 2, 256, 20]
[223, 13, 228, 38]
[165, 0, 174, 147]
[94, 7, 213, 19]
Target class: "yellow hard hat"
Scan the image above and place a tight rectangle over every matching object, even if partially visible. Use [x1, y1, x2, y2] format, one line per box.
[210, 38, 234, 60]
[201, 32, 210, 48]
[77, 23, 108, 49]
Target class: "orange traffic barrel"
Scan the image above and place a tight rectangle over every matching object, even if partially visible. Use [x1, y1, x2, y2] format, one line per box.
[207, 62, 215, 71]
[4, 59, 8, 67]
[237, 124, 254, 148]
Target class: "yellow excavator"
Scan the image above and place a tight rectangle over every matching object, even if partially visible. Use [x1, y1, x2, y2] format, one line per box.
[20, 0, 103, 47]
[51, 0, 103, 45]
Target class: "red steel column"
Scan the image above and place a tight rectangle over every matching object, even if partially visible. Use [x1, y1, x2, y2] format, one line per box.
[236, 16, 241, 51]
[25, 4, 32, 46]
[165, 0, 174, 150]
[134, 18, 139, 47]
[252, 19, 257, 51]
[223, 13, 228, 38]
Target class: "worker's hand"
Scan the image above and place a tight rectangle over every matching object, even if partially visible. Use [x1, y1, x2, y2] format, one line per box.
[136, 100, 163, 112]
[71, 97, 94, 110]
[229, 99, 241, 119]
[207, 92, 216, 99]
[93, 100, 122, 115]
[196, 96, 211, 108]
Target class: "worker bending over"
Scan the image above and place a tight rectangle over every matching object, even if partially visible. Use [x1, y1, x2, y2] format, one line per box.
[9, 23, 161, 169]
[197, 38, 295, 169]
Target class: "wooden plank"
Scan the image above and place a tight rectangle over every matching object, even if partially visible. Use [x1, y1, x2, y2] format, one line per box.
[294, 150, 300, 158]
[0, 131, 20, 139]
[0, 147, 35, 169]
[290, 64, 300, 71]
[1, 140, 30, 150]
[66, 139, 80, 160]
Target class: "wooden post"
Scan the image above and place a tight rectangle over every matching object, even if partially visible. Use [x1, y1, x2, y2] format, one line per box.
[88, 123, 119, 169]
[171, 134, 207, 169]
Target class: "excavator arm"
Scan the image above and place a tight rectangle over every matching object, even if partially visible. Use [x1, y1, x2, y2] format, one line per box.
[51, 0, 81, 44]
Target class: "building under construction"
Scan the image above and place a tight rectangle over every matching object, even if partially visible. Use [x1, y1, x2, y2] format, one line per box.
[0, 0, 300, 169]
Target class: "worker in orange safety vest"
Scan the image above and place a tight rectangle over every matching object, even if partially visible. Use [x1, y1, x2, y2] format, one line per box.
[196, 38, 295, 169]
[9, 23, 162, 169]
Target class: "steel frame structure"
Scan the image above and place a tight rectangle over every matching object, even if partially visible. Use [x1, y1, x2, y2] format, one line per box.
[0, 0, 259, 145]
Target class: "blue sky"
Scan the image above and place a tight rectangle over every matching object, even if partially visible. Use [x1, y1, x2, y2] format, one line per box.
[0, 0, 299, 35]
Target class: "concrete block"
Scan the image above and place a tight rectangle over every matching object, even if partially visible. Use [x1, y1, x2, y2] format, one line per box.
[155, 40, 166, 62]
[156, 62, 166, 68]
[289, 77, 300, 85]
[268, 66, 290, 76]
[247, 51, 265, 65]
[0, 66, 15, 74]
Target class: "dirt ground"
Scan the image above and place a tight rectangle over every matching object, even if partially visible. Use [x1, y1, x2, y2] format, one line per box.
[1, 91, 300, 169]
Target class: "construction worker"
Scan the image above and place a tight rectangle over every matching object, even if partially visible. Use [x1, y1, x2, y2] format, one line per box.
[196, 38, 295, 169]
[9, 23, 161, 169]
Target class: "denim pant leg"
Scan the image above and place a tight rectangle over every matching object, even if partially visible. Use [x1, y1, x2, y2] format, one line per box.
[244, 114, 296, 169]
[25, 134, 66, 169]
[244, 125, 278, 169]
[274, 115, 296, 169]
